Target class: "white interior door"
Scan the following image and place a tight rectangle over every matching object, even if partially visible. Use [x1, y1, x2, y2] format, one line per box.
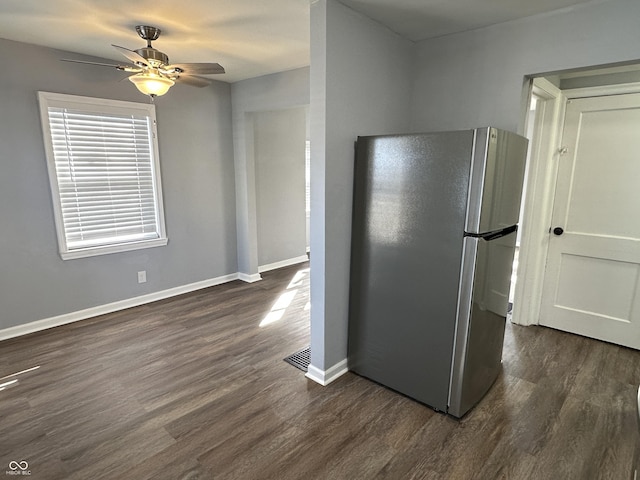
[539, 92, 640, 349]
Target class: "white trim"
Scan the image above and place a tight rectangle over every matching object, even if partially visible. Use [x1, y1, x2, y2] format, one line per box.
[258, 255, 309, 273]
[238, 272, 262, 283]
[0, 273, 239, 342]
[305, 359, 349, 386]
[562, 82, 640, 99]
[60, 238, 168, 260]
[512, 77, 565, 326]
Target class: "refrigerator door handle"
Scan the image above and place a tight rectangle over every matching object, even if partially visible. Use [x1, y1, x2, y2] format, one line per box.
[464, 224, 517, 241]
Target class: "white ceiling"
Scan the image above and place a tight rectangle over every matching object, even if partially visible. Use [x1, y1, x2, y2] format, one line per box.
[0, 0, 599, 83]
[339, 0, 600, 42]
[0, 0, 310, 83]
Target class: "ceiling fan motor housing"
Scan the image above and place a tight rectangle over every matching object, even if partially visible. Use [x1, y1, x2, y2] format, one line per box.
[133, 26, 169, 66]
[134, 47, 169, 66]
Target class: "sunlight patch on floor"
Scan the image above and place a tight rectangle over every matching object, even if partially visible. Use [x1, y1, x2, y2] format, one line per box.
[260, 267, 309, 327]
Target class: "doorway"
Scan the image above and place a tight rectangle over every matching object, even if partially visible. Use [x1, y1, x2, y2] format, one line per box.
[512, 64, 640, 350]
[252, 107, 309, 273]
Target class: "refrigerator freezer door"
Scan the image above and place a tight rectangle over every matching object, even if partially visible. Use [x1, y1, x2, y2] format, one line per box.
[465, 127, 528, 234]
[448, 230, 517, 418]
[349, 131, 474, 412]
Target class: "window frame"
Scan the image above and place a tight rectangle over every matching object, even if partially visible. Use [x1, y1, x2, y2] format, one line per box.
[38, 92, 168, 260]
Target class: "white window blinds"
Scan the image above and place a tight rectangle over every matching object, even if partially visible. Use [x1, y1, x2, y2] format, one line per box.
[39, 92, 167, 259]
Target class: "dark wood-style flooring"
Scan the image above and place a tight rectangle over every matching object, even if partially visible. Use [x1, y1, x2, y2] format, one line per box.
[1, 263, 639, 479]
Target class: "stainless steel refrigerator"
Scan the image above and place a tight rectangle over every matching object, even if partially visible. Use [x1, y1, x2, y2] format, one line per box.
[348, 127, 528, 418]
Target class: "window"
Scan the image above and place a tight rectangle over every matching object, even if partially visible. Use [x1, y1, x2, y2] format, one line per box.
[38, 92, 167, 260]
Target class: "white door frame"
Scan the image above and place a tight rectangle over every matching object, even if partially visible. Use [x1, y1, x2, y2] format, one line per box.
[512, 77, 565, 326]
[513, 79, 640, 327]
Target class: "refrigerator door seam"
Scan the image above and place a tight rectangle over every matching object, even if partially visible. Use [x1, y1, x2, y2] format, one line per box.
[448, 237, 478, 415]
[464, 127, 491, 233]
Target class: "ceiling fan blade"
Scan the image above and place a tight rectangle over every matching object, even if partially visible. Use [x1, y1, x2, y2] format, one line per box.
[61, 58, 143, 73]
[167, 63, 225, 75]
[62, 58, 120, 68]
[112, 44, 149, 66]
[174, 75, 212, 88]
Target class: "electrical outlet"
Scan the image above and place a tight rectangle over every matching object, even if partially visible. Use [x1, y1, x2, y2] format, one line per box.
[138, 271, 147, 283]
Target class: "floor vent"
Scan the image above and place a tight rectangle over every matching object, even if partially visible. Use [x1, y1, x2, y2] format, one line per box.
[284, 346, 310, 372]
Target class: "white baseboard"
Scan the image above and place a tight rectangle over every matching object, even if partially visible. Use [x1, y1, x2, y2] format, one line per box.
[237, 272, 262, 283]
[0, 272, 240, 342]
[305, 358, 349, 386]
[258, 255, 309, 273]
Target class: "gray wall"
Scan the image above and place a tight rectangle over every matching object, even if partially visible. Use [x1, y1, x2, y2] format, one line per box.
[409, 0, 640, 134]
[0, 38, 237, 330]
[230, 68, 310, 277]
[253, 108, 307, 267]
[310, 0, 414, 370]
[559, 69, 640, 90]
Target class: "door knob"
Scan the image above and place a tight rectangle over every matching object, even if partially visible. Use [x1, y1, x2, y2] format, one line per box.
[553, 227, 564, 236]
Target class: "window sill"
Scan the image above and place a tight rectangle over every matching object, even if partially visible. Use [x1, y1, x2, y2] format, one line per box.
[60, 238, 168, 260]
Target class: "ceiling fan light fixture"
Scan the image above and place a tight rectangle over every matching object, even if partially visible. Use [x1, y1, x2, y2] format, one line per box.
[128, 72, 174, 96]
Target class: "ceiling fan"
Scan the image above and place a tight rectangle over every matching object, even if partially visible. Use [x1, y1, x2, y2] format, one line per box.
[62, 25, 225, 97]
